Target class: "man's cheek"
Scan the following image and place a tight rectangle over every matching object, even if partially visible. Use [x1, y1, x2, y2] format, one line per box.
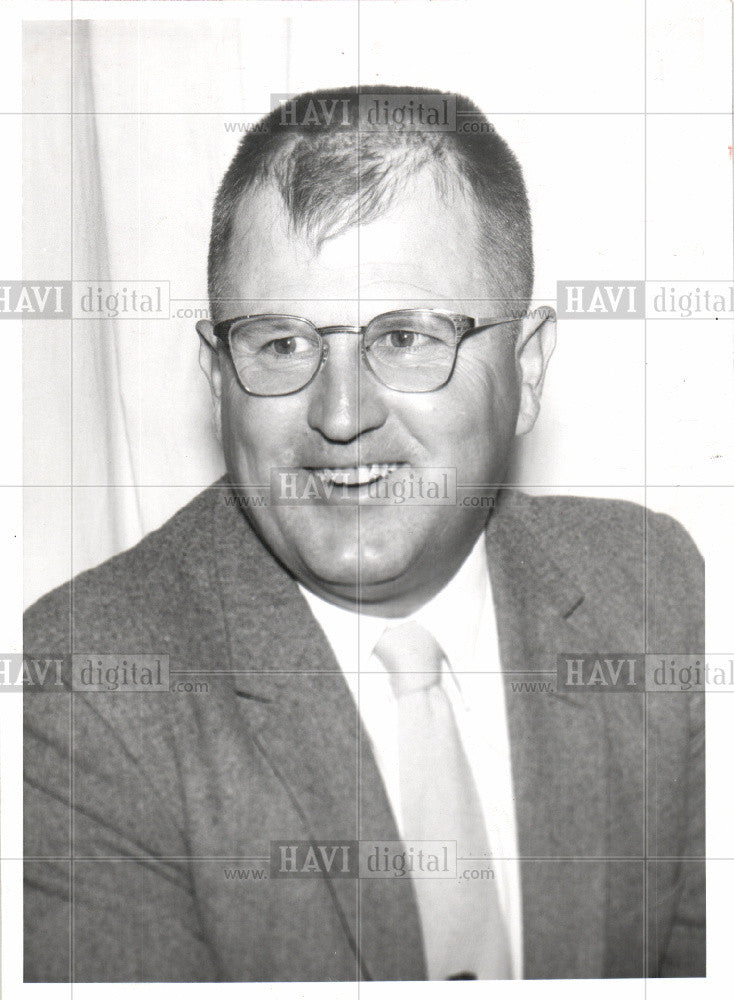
[227, 420, 305, 482]
[455, 355, 518, 412]
[220, 414, 262, 482]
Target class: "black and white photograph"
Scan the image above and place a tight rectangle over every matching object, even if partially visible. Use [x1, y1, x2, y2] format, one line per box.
[1, 0, 732, 995]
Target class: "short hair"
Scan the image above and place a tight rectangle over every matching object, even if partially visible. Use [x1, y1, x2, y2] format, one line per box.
[207, 84, 533, 319]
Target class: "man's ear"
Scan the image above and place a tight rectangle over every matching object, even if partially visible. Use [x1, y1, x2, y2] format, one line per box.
[514, 306, 557, 436]
[197, 319, 224, 428]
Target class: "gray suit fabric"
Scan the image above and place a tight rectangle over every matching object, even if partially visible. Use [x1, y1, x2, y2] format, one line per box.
[23, 480, 705, 981]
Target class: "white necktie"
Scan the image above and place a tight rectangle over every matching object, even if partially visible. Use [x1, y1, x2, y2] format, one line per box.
[373, 620, 511, 980]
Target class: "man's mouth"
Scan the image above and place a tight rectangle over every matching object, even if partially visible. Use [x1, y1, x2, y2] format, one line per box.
[309, 463, 406, 487]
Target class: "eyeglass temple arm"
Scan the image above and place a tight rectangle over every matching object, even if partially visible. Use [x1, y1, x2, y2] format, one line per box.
[456, 306, 556, 343]
[455, 314, 523, 344]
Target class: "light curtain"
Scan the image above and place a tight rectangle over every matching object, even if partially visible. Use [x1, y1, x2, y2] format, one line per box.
[24, 18, 290, 605]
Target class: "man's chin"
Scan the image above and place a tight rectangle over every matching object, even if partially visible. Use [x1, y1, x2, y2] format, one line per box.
[299, 548, 408, 589]
[292, 544, 420, 609]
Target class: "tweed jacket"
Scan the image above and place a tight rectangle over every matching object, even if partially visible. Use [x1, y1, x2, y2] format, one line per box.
[23, 481, 705, 981]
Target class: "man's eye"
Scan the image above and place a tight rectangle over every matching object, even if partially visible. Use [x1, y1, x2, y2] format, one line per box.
[262, 336, 312, 357]
[382, 330, 426, 350]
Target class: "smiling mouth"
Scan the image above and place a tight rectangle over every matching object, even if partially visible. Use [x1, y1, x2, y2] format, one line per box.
[309, 463, 406, 487]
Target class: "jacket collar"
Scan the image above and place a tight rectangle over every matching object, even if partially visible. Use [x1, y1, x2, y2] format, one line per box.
[484, 489, 608, 976]
[208, 479, 423, 978]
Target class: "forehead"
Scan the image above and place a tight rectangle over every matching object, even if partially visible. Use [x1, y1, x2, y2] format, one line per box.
[221, 172, 498, 318]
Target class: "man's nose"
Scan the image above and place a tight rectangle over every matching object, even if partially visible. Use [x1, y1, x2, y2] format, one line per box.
[306, 334, 389, 442]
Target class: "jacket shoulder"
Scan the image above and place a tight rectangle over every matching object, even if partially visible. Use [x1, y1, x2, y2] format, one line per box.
[514, 491, 700, 551]
[507, 491, 703, 648]
[23, 484, 224, 654]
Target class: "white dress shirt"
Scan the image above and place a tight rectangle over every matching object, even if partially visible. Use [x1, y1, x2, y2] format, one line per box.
[298, 532, 523, 979]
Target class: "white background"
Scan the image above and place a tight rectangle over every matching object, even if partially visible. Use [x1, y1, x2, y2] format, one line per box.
[2, 1, 733, 998]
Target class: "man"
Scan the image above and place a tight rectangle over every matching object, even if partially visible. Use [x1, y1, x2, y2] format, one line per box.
[24, 85, 704, 981]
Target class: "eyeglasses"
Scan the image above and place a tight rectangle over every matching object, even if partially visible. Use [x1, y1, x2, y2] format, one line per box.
[212, 308, 524, 396]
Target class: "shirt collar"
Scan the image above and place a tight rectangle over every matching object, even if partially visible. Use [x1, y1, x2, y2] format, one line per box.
[412, 531, 489, 674]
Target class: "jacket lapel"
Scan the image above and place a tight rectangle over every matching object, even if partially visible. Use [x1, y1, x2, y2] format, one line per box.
[487, 492, 608, 978]
[211, 489, 424, 981]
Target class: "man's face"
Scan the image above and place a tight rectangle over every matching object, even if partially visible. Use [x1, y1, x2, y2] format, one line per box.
[201, 171, 552, 615]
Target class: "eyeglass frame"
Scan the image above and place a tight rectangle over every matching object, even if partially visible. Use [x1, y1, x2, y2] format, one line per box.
[211, 307, 527, 396]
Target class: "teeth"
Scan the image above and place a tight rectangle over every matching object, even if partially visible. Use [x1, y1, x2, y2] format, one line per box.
[314, 464, 400, 486]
